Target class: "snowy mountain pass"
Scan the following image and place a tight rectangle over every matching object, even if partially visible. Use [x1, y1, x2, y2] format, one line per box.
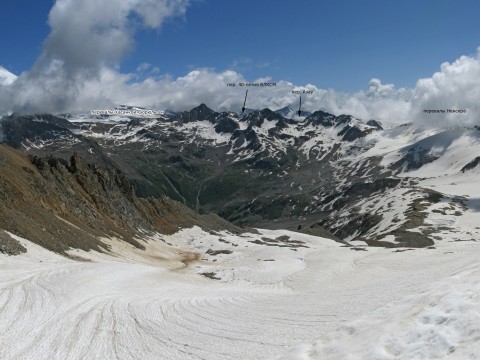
[2, 227, 480, 359]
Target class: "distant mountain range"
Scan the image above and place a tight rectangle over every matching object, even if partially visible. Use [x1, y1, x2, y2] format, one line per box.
[2, 103, 480, 248]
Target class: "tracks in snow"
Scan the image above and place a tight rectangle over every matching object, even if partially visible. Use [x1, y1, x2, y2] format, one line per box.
[1, 231, 480, 359]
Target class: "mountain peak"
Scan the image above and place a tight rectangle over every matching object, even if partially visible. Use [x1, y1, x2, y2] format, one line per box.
[305, 110, 336, 126]
[367, 119, 383, 130]
[0, 66, 17, 86]
[259, 108, 276, 116]
[192, 103, 214, 114]
[240, 108, 283, 125]
[177, 103, 217, 123]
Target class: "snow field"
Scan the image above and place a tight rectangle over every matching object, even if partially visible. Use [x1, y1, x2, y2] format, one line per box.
[1, 226, 480, 359]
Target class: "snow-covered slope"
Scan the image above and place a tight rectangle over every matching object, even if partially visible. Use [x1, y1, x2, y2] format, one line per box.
[280, 249, 480, 360]
[2, 223, 480, 359]
[0, 66, 17, 85]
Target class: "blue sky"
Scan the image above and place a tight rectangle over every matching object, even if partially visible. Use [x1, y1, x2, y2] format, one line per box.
[2, 0, 479, 92]
[1, 0, 479, 125]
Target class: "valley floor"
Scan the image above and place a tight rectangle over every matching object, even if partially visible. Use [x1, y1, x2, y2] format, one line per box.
[1, 225, 480, 359]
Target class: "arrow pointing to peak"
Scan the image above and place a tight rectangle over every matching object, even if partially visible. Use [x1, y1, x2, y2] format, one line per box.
[298, 96, 302, 117]
[242, 90, 248, 114]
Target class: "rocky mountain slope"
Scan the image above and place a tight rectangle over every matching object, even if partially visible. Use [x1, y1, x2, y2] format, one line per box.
[0, 144, 239, 255]
[2, 105, 479, 247]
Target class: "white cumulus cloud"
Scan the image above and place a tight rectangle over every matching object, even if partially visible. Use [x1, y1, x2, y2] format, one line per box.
[0, 0, 190, 114]
[0, 0, 479, 129]
[411, 49, 480, 127]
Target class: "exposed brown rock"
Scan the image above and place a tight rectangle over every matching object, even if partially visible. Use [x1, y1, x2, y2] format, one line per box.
[0, 230, 27, 255]
[0, 144, 241, 255]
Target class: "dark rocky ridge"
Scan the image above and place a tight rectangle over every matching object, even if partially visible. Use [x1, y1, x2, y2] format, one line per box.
[461, 156, 480, 172]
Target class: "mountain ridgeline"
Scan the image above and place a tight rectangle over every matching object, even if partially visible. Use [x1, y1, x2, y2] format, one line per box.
[2, 104, 480, 248]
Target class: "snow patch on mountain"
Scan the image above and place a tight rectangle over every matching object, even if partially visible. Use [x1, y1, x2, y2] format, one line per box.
[399, 130, 480, 177]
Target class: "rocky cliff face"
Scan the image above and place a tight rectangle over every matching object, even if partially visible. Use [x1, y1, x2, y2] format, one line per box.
[0, 144, 239, 255]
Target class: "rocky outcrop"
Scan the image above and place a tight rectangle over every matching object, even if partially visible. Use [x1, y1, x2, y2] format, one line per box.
[338, 125, 368, 142]
[0, 231, 27, 256]
[367, 119, 383, 130]
[214, 116, 239, 134]
[305, 110, 336, 127]
[461, 156, 480, 173]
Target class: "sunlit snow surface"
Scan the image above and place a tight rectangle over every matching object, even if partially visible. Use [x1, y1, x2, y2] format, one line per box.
[1, 224, 480, 359]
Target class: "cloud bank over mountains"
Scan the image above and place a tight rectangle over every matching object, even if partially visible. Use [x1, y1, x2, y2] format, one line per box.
[0, 0, 190, 114]
[0, 0, 478, 128]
